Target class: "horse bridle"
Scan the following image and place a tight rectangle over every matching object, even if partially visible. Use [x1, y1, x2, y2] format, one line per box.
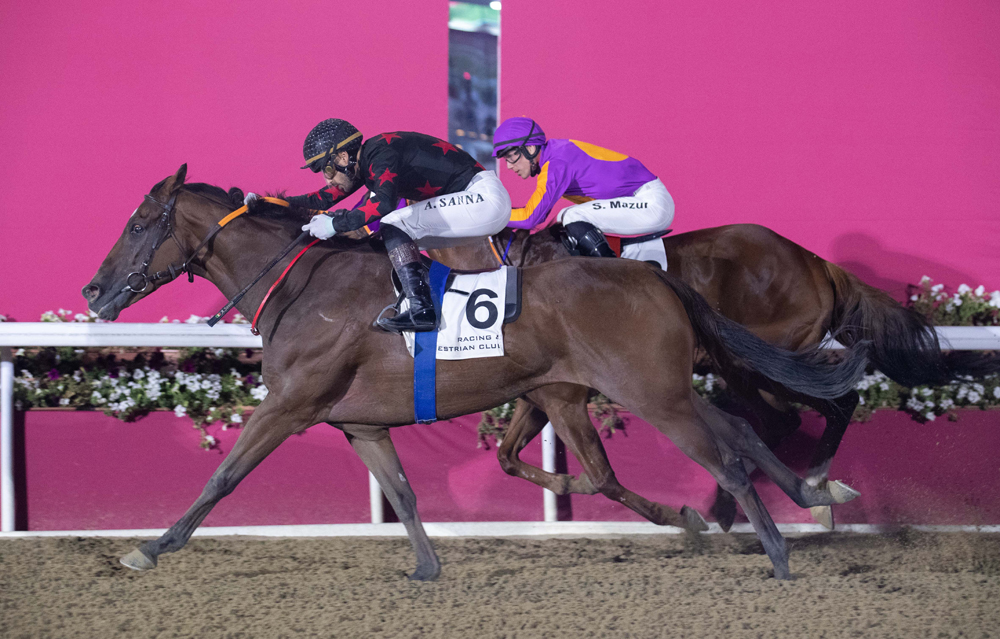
[122, 190, 243, 295]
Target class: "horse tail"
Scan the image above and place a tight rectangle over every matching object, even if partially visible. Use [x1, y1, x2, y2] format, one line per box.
[822, 263, 1000, 386]
[652, 270, 871, 400]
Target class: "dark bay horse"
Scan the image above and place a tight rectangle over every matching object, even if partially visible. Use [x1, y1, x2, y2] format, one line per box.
[478, 224, 999, 531]
[83, 165, 870, 580]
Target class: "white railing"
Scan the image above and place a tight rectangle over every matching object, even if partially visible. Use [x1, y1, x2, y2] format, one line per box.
[2, 322, 999, 532]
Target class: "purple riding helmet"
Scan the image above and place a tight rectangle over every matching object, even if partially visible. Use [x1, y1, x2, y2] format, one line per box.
[493, 117, 547, 161]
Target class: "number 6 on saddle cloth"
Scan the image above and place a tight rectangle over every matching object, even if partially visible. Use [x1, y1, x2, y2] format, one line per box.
[378, 260, 522, 424]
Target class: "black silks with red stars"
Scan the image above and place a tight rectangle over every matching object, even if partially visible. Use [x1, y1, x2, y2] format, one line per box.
[286, 131, 483, 228]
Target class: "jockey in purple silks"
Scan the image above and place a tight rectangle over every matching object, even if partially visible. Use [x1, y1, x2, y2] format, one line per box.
[493, 117, 674, 258]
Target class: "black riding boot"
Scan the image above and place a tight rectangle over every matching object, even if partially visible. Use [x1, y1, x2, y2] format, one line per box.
[565, 221, 616, 258]
[377, 228, 437, 333]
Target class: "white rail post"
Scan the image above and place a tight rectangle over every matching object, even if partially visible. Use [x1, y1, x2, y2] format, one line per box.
[1, 347, 15, 532]
[369, 472, 384, 524]
[541, 422, 558, 522]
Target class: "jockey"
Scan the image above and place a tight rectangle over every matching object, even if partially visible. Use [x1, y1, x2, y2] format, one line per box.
[493, 117, 674, 258]
[247, 119, 511, 333]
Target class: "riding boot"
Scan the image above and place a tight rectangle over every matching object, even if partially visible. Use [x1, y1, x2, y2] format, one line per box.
[565, 221, 617, 258]
[377, 232, 438, 333]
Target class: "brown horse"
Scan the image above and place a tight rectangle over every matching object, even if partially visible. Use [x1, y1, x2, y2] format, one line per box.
[83, 165, 869, 580]
[477, 224, 1000, 531]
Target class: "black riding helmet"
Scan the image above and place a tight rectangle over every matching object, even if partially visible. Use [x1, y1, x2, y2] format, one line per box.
[301, 119, 364, 173]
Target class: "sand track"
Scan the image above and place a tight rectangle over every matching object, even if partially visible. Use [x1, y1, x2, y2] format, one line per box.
[2, 532, 998, 638]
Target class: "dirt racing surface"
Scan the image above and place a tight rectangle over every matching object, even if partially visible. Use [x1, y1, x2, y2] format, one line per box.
[1, 531, 998, 638]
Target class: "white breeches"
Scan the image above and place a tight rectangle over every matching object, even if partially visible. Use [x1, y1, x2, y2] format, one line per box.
[557, 178, 674, 236]
[380, 171, 512, 249]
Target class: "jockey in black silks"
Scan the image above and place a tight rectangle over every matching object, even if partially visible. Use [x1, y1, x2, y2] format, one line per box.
[246, 119, 511, 333]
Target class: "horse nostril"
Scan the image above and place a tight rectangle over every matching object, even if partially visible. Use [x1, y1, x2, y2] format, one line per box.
[82, 284, 101, 302]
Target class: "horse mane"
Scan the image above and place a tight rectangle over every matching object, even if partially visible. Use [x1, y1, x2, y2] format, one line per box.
[149, 178, 374, 252]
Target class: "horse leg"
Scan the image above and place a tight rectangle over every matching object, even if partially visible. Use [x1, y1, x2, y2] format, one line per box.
[693, 394, 860, 509]
[496, 398, 600, 496]
[120, 396, 300, 571]
[631, 395, 790, 578]
[341, 424, 440, 581]
[802, 390, 860, 529]
[708, 382, 803, 532]
[527, 386, 709, 532]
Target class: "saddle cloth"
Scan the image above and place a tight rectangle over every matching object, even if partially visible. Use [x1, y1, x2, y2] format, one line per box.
[399, 265, 520, 360]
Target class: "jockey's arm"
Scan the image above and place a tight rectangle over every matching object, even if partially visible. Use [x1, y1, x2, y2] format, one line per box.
[285, 185, 352, 211]
[507, 160, 570, 231]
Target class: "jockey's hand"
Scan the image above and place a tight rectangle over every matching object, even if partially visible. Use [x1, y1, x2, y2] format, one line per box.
[301, 213, 336, 240]
[243, 192, 264, 212]
[342, 227, 371, 240]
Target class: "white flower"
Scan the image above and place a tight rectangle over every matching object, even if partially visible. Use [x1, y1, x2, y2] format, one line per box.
[924, 412, 936, 421]
[184, 314, 206, 324]
[994, 387, 1000, 399]
[975, 285, 986, 297]
[14, 348, 25, 357]
[212, 348, 226, 357]
[132, 368, 145, 380]
[858, 397, 865, 405]
[159, 316, 171, 323]
[990, 291, 1000, 309]
[957, 284, 972, 294]
[920, 387, 933, 397]
[59, 398, 70, 406]
[951, 296, 962, 307]
[879, 383, 890, 391]
[910, 295, 918, 301]
[940, 398, 954, 410]
[920, 275, 932, 284]
[250, 384, 269, 402]
[174, 404, 188, 418]
[931, 284, 945, 293]
[968, 391, 982, 403]
[203, 435, 217, 446]
[230, 413, 243, 424]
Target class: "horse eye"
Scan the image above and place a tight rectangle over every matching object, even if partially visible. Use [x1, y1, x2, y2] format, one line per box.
[131, 224, 144, 234]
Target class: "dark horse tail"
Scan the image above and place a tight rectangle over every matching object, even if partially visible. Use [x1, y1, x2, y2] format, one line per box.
[823, 263, 1000, 387]
[653, 270, 871, 400]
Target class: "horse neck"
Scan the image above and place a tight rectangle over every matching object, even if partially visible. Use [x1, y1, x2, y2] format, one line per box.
[173, 195, 309, 318]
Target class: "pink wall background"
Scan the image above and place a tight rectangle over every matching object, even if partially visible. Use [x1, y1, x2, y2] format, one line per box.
[2, 2, 996, 319]
[14, 410, 1000, 530]
[0, 0, 447, 322]
[500, 1, 1000, 299]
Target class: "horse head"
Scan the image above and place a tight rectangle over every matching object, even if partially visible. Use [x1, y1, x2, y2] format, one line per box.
[82, 164, 194, 320]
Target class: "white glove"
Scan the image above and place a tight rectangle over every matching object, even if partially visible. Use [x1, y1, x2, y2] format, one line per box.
[302, 214, 336, 240]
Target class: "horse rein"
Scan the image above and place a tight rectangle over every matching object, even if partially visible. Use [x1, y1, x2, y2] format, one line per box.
[123, 190, 326, 334]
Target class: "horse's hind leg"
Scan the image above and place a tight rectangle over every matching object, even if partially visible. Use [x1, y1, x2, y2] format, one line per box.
[631, 396, 790, 578]
[801, 390, 860, 529]
[341, 424, 440, 581]
[693, 395, 860, 509]
[120, 396, 300, 571]
[497, 398, 600, 496]
[527, 385, 708, 532]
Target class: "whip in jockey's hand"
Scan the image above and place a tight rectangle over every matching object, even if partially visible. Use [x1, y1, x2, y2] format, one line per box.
[278, 118, 512, 333]
[494, 117, 674, 259]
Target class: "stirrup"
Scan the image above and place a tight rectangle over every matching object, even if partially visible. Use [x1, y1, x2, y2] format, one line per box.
[376, 308, 437, 334]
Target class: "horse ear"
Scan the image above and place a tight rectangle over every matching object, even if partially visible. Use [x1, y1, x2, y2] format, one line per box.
[158, 163, 188, 197]
[172, 164, 188, 190]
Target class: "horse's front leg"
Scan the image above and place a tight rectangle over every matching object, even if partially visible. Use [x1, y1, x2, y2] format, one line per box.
[340, 424, 440, 581]
[120, 395, 304, 571]
[496, 398, 599, 495]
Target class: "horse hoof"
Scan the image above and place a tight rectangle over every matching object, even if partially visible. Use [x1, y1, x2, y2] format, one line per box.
[709, 500, 737, 533]
[407, 564, 441, 582]
[120, 548, 157, 571]
[828, 480, 860, 504]
[681, 505, 709, 532]
[810, 505, 835, 530]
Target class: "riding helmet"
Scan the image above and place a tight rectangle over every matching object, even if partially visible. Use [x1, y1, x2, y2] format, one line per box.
[301, 119, 364, 172]
[493, 117, 546, 160]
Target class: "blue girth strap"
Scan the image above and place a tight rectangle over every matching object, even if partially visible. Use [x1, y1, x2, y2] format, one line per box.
[413, 261, 451, 424]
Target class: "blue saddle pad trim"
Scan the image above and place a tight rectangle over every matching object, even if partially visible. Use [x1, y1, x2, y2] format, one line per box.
[413, 261, 452, 424]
